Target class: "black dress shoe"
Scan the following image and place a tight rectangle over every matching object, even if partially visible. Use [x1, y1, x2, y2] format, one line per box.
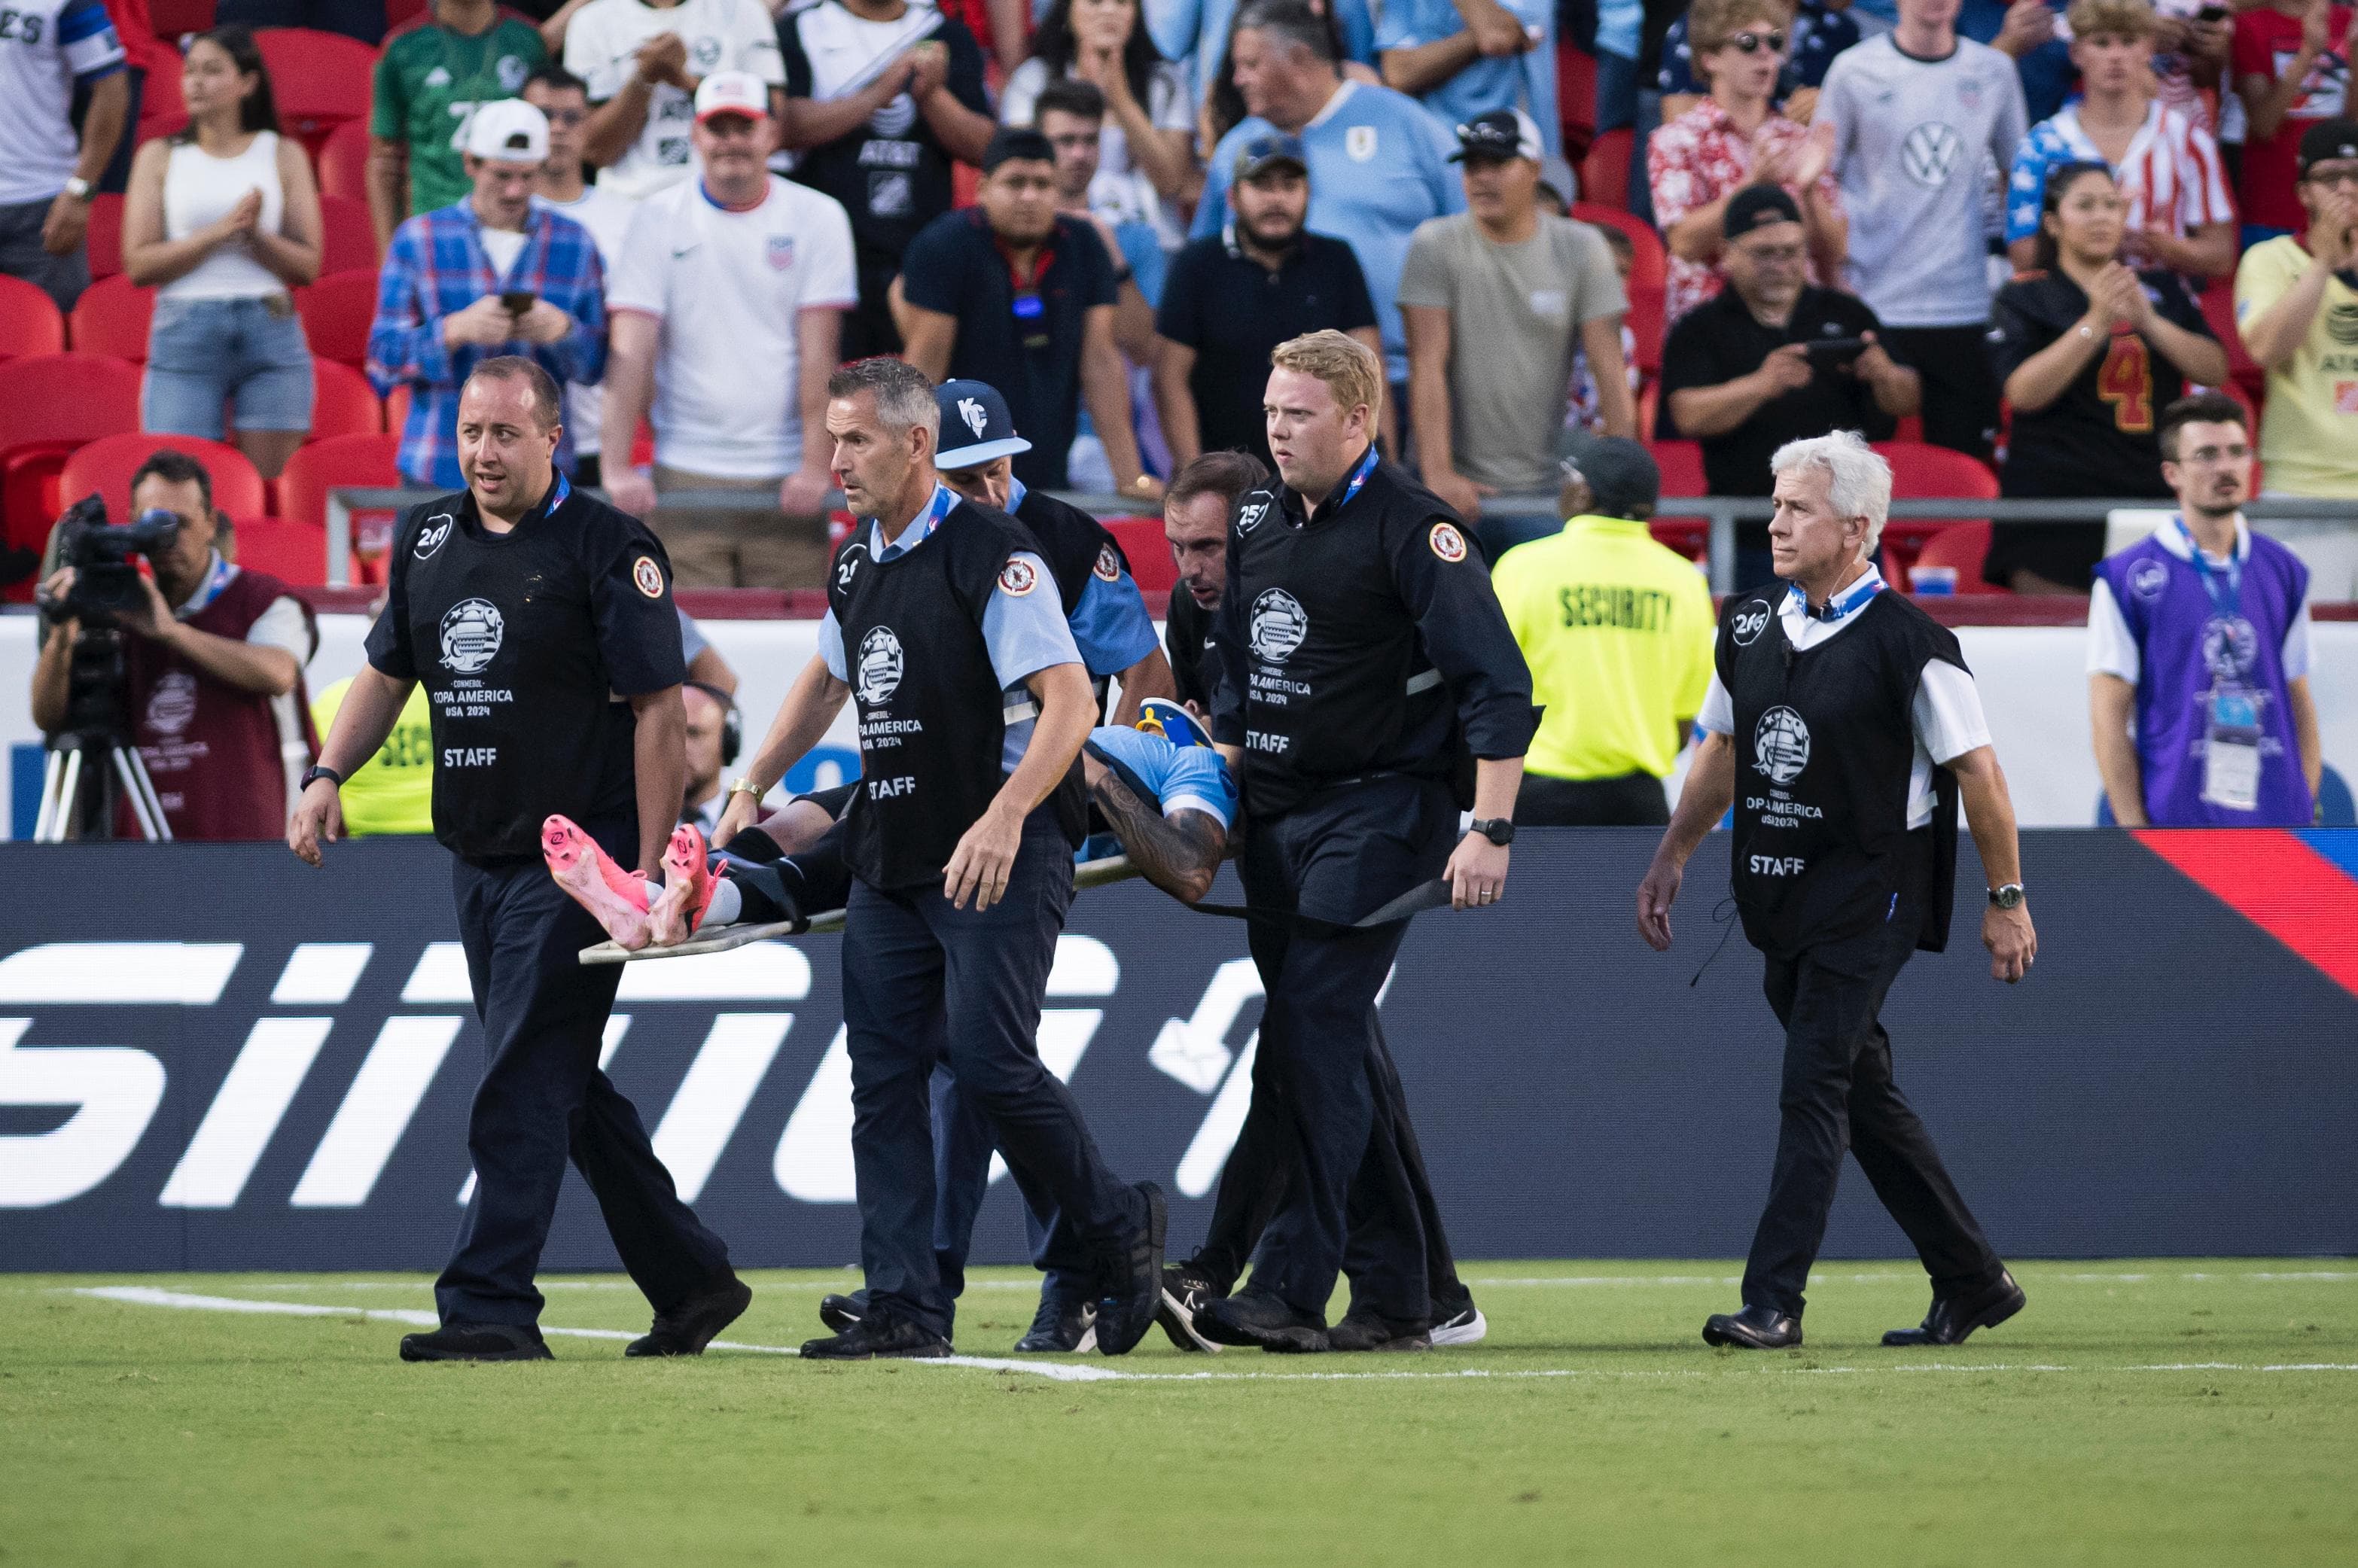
[1092, 1181, 1167, 1356]
[399, 1321, 553, 1362]
[1156, 1261, 1225, 1354]
[800, 1311, 952, 1360]
[1197, 1291, 1330, 1353]
[1884, 1268, 2026, 1347]
[1701, 1305, 1802, 1350]
[1328, 1308, 1432, 1353]
[628, 1275, 752, 1356]
[819, 1290, 869, 1335]
[1013, 1293, 1097, 1353]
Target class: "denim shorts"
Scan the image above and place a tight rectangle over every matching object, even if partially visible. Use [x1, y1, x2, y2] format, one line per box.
[143, 295, 316, 437]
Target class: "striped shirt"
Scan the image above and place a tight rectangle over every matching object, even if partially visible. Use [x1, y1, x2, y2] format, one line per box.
[2004, 100, 2235, 248]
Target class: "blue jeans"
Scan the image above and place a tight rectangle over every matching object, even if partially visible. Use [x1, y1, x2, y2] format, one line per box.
[144, 296, 315, 439]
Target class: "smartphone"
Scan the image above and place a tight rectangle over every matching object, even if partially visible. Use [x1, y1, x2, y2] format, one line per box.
[499, 289, 538, 315]
[1805, 337, 1868, 364]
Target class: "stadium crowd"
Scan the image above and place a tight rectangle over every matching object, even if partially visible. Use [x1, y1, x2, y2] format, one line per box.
[5, 0, 2350, 837]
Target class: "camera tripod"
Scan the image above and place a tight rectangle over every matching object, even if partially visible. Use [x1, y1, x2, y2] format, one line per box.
[32, 625, 172, 842]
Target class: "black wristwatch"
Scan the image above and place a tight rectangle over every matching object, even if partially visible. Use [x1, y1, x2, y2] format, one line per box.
[300, 765, 345, 792]
[1467, 817, 1515, 847]
[1988, 883, 2024, 909]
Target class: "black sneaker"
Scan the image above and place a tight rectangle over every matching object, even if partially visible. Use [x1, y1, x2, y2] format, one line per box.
[1156, 1261, 1225, 1354]
[627, 1276, 752, 1357]
[1328, 1309, 1431, 1352]
[819, 1290, 869, 1335]
[1013, 1293, 1098, 1353]
[398, 1321, 552, 1362]
[1429, 1296, 1488, 1348]
[1196, 1291, 1329, 1353]
[1093, 1181, 1167, 1356]
[800, 1310, 952, 1360]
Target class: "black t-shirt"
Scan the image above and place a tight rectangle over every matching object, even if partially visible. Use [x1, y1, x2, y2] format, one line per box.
[900, 209, 1119, 490]
[1659, 285, 1896, 537]
[364, 476, 686, 863]
[1165, 584, 1219, 711]
[777, 4, 989, 266]
[1154, 231, 1379, 469]
[1988, 268, 2209, 501]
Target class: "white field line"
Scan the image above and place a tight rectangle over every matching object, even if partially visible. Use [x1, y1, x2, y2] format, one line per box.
[63, 1287, 2358, 1385]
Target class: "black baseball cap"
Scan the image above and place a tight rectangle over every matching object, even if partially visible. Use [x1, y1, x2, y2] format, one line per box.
[1449, 108, 1542, 163]
[1232, 132, 1308, 184]
[2297, 119, 2358, 177]
[1724, 184, 1802, 241]
[1554, 430, 1659, 520]
[981, 127, 1056, 173]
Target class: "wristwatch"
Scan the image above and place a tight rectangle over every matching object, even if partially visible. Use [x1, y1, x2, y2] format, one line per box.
[300, 765, 344, 792]
[1467, 817, 1516, 847]
[726, 776, 763, 798]
[1988, 883, 2025, 909]
[62, 176, 92, 202]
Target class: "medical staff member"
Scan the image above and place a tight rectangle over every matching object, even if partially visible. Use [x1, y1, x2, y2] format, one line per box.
[1636, 431, 2037, 1353]
[1202, 329, 1536, 1353]
[290, 357, 748, 1363]
[717, 357, 1165, 1360]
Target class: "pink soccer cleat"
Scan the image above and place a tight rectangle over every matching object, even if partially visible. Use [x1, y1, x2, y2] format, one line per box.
[544, 814, 654, 950]
[647, 822, 720, 946]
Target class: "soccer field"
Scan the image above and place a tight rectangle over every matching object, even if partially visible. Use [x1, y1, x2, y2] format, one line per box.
[5, 1261, 2353, 1566]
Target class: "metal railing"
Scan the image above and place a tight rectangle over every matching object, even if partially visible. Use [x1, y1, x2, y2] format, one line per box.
[327, 487, 2358, 594]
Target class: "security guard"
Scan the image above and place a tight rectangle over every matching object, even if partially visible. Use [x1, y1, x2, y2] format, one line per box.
[717, 357, 1165, 1359]
[1491, 432, 1715, 827]
[309, 676, 435, 835]
[1203, 329, 1537, 1352]
[289, 358, 747, 1362]
[1636, 431, 2038, 1352]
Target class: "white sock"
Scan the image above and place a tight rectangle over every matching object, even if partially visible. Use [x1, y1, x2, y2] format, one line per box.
[705, 879, 742, 927]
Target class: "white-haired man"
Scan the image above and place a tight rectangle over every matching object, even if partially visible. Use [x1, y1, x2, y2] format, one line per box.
[1634, 430, 2039, 1353]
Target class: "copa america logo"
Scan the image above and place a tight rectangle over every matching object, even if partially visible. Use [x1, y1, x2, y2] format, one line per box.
[437, 598, 504, 674]
[1753, 705, 1811, 785]
[856, 626, 905, 705]
[1250, 588, 1309, 664]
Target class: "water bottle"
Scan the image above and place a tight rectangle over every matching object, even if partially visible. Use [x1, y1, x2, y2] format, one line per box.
[1912, 565, 1958, 596]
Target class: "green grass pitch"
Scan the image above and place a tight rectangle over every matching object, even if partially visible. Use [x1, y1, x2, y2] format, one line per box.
[5, 1260, 2353, 1566]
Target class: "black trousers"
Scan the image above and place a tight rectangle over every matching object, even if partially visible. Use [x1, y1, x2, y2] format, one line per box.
[437, 824, 733, 1327]
[1878, 324, 2003, 466]
[1741, 836, 2003, 1317]
[1514, 770, 1671, 827]
[1235, 776, 1457, 1323]
[839, 808, 1141, 1341]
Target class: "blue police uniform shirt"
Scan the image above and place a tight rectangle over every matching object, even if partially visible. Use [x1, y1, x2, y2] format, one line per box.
[818, 486, 1082, 773]
[1193, 81, 1467, 383]
[1007, 477, 1163, 677]
[1144, 0, 1376, 108]
[1372, 0, 1560, 154]
[1086, 723, 1238, 827]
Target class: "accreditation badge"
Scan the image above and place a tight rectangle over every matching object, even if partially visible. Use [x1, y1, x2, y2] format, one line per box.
[2200, 685, 2262, 811]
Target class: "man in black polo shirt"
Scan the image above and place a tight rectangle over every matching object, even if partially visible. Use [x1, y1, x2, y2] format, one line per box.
[897, 128, 1159, 498]
[1659, 187, 1922, 589]
[1151, 133, 1384, 471]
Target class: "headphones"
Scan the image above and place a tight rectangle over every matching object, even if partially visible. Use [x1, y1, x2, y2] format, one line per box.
[686, 680, 742, 766]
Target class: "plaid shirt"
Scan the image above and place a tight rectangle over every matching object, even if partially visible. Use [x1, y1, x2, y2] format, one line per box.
[366, 199, 607, 489]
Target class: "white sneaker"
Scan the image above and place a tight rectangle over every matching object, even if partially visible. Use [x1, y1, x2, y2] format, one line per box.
[1429, 1302, 1487, 1347]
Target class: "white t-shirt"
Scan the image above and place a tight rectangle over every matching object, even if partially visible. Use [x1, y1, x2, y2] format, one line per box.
[605, 174, 858, 477]
[565, 0, 786, 200]
[478, 224, 529, 276]
[0, 0, 126, 206]
[2085, 516, 2314, 684]
[1697, 570, 1991, 829]
[535, 184, 638, 455]
[999, 56, 1193, 241]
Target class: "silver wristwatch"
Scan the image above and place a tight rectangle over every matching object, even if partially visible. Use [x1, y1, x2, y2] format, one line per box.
[1988, 883, 2025, 910]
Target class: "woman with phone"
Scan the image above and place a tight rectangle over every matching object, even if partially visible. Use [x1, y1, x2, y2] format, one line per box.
[121, 25, 321, 480]
[1985, 161, 2228, 592]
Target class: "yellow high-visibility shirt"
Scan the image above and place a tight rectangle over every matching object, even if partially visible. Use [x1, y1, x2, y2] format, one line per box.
[1492, 515, 1716, 781]
[310, 677, 435, 836]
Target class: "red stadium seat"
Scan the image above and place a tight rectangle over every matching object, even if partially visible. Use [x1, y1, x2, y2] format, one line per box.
[1650, 438, 1705, 497]
[1558, 39, 1597, 154]
[1909, 521, 2004, 595]
[0, 354, 145, 592]
[150, 0, 217, 34]
[0, 275, 67, 360]
[227, 513, 327, 583]
[1624, 282, 1664, 377]
[59, 432, 268, 523]
[317, 192, 379, 273]
[315, 119, 373, 204]
[2201, 279, 2267, 406]
[307, 356, 385, 442]
[136, 56, 189, 143]
[1101, 515, 1174, 593]
[384, 0, 428, 28]
[1570, 202, 1666, 292]
[67, 272, 154, 362]
[272, 432, 402, 526]
[297, 269, 379, 366]
[257, 29, 379, 155]
[1578, 127, 1632, 212]
[85, 192, 126, 280]
[1872, 439, 2000, 582]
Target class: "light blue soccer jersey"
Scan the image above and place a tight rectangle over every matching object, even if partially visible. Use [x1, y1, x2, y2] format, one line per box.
[1086, 724, 1238, 828]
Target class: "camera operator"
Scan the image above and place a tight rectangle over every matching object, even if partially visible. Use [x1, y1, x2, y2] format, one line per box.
[32, 451, 317, 839]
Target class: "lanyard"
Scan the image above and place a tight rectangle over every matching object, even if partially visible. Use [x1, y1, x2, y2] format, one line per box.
[1790, 568, 1881, 623]
[176, 551, 235, 618]
[2174, 516, 2241, 623]
[873, 483, 957, 559]
[1308, 444, 1379, 521]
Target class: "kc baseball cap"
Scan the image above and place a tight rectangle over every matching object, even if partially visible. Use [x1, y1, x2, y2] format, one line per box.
[1233, 132, 1309, 184]
[1724, 184, 1803, 240]
[695, 70, 772, 123]
[2297, 118, 2358, 177]
[464, 99, 549, 164]
[1555, 429, 1660, 520]
[934, 380, 1033, 469]
[1449, 108, 1543, 163]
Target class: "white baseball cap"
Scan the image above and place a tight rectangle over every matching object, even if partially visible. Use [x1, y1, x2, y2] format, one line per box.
[465, 99, 549, 164]
[695, 70, 772, 123]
